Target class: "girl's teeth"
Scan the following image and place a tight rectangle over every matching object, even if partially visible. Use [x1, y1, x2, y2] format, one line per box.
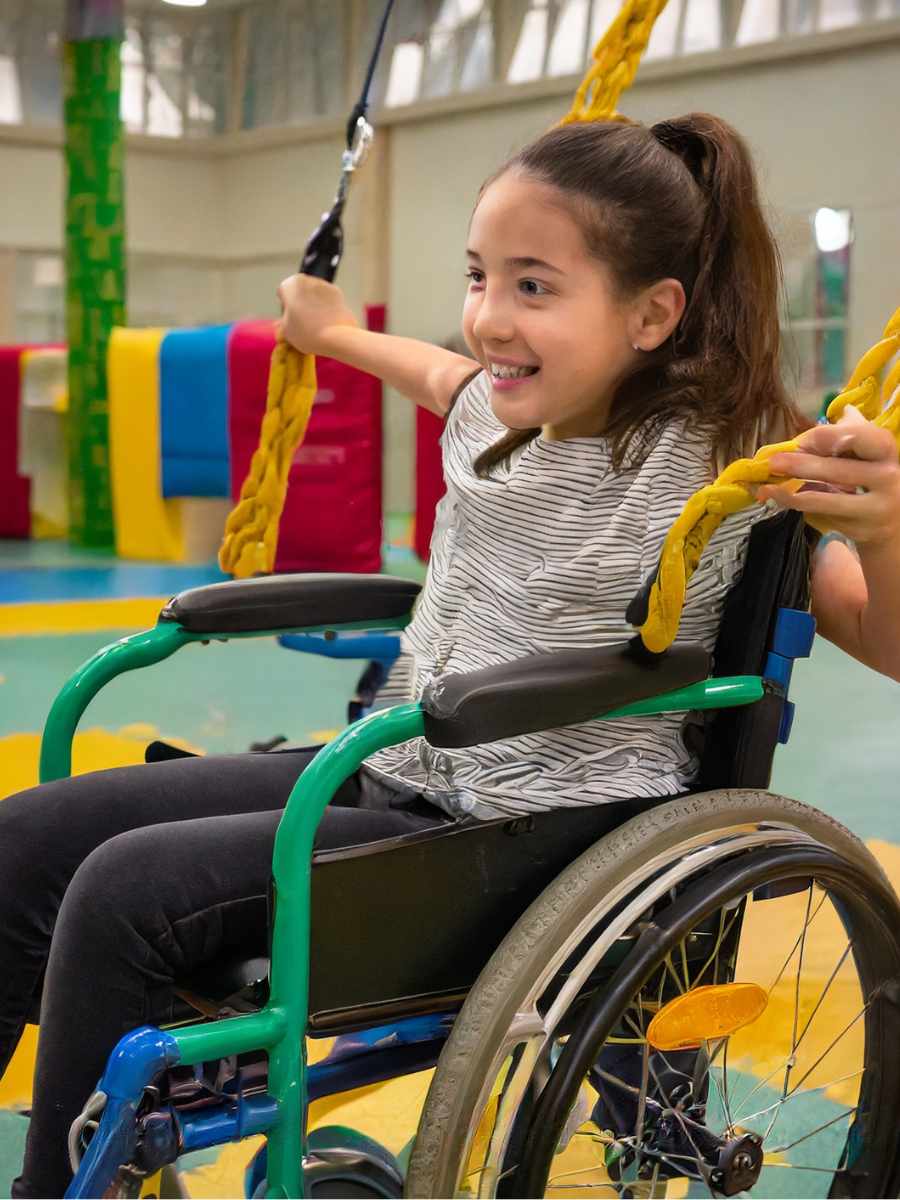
[491, 365, 537, 379]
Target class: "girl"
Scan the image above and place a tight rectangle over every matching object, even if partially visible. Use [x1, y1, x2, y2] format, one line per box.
[2, 114, 899, 1197]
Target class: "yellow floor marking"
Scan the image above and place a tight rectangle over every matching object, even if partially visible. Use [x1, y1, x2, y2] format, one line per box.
[308, 728, 340, 743]
[0, 728, 202, 802]
[0, 1027, 37, 1108]
[178, 1138, 265, 1199]
[0, 598, 168, 637]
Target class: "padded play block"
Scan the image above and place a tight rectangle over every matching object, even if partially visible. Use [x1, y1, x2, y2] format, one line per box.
[0, 346, 34, 538]
[160, 325, 231, 499]
[227, 309, 384, 574]
[414, 405, 445, 562]
[108, 327, 185, 562]
[19, 348, 69, 537]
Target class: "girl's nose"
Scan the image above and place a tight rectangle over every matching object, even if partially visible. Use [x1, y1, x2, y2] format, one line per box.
[472, 292, 514, 344]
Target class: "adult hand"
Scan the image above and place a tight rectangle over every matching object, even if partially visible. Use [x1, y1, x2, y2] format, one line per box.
[758, 406, 900, 546]
[276, 274, 359, 356]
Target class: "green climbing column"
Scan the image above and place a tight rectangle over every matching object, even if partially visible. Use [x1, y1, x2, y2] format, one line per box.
[63, 9, 126, 549]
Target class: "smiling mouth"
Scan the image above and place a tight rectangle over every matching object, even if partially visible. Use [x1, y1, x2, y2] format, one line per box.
[489, 364, 540, 381]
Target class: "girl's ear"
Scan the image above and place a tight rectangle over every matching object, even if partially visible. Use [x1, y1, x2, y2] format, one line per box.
[629, 278, 686, 351]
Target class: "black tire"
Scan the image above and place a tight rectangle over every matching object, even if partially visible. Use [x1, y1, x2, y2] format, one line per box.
[405, 790, 900, 1198]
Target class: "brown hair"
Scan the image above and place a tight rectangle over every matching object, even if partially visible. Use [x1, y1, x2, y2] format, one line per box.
[474, 114, 805, 477]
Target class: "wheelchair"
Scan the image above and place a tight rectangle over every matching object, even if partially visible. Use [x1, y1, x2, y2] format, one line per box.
[36, 509, 900, 1198]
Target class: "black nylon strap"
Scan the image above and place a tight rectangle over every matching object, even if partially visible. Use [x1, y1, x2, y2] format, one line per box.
[346, 0, 397, 148]
[298, 0, 396, 280]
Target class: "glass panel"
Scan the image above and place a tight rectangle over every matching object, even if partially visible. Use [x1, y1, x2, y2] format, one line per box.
[384, 41, 425, 107]
[120, 26, 145, 134]
[644, 0, 683, 58]
[784, 0, 818, 33]
[422, 27, 458, 99]
[184, 20, 228, 137]
[146, 27, 184, 137]
[780, 208, 852, 409]
[459, 16, 493, 91]
[547, 0, 590, 77]
[736, 0, 780, 44]
[242, 0, 344, 130]
[508, 3, 549, 83]
[0, 54, 23, 124]
[682, 0, 722, 52]
[819, 0, 863, 29]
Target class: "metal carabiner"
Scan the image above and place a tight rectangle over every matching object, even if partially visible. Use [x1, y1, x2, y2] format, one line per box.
[344, 114, 374, 174]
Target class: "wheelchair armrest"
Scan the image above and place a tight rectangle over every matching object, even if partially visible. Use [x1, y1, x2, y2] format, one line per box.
[421, 642, 710, 748]
[159, 573, 422, 636]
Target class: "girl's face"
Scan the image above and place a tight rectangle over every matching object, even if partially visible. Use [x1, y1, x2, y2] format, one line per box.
[462, 172, 638, 440]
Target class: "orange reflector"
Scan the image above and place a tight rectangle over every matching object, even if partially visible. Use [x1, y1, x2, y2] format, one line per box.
[646, 983, 768, 1051]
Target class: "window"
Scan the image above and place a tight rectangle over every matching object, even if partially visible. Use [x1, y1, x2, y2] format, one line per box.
[377, 0, 494, 109]
[780, 208, 852, 412]
[242, 0, 345, 130]
[121, 12, 228, 138]
[0, 0, 62, 126]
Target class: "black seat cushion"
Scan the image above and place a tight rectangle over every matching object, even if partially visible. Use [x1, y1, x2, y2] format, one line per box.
[159, 573, 422, 635]
[421, 642, 710, 749]
[181, 795, 665, 1033]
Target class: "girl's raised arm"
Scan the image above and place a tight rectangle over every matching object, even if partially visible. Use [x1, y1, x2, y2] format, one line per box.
[278, 273, 480, 417]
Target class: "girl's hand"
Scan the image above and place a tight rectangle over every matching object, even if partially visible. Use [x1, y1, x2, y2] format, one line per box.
[276, 274, 359, 356]
[758, 406, 900, 546]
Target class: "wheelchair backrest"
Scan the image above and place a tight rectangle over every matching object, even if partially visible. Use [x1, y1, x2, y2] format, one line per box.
[698, 509, 814, 790]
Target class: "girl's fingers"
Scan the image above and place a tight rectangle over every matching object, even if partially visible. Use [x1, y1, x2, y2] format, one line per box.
[766, 451, 890, 489]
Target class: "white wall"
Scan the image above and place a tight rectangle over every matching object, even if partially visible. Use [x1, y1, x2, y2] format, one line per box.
[0, 136, 225, 258]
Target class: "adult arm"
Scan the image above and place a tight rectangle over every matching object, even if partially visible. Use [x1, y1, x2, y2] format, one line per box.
[758, 407, 900, 682]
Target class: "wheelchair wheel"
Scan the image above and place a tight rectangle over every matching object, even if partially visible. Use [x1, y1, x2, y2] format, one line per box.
[405, 790, 900, 1198]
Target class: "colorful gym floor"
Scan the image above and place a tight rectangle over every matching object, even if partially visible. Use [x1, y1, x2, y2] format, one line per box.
[1, 535, 899, 1197]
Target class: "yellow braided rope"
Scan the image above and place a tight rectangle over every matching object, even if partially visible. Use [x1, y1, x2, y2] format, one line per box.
[559, 0, 670, 124]
[636, 306, 900, 654]
[218, 333, 317, 578]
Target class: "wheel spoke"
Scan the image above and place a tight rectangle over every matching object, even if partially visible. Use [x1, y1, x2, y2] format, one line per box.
[690, 906, 743, 992]
[731, 940, 856, 1122]
[765, 888, 829, 994]
[735, 1068, 863, 1126]
[761, 1158, 845, 1174]
[766, 1105, 857, 1155]
[765, 884, 815, 1142]
[783, 1005, 868, 1100]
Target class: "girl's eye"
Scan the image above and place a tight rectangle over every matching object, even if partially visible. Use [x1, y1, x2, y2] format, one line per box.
[465, 269, 485, 286]
[519, 278, 549, 297]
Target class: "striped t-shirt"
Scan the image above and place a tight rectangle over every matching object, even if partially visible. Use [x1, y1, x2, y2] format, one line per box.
[367, 370, 766, 819]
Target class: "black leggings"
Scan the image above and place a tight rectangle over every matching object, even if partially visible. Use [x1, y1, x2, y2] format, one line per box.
[0, 750, 447, 1198]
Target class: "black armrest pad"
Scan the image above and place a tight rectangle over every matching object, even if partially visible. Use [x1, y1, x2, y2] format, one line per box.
[159, 573, 421, 635]
[422, 642, 710, 748]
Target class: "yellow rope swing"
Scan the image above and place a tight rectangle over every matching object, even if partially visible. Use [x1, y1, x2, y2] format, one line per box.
[219, 0, 900, 657]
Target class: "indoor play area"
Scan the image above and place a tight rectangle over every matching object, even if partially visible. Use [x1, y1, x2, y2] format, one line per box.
[2, 1, 900, 1197]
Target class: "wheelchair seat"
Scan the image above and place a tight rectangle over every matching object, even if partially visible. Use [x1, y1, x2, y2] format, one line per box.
[179, 511, 815, 1034]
